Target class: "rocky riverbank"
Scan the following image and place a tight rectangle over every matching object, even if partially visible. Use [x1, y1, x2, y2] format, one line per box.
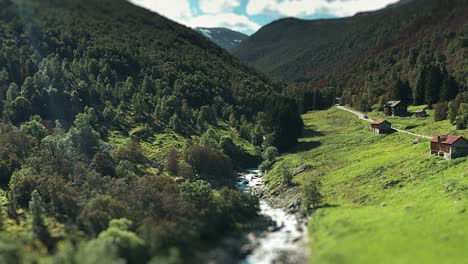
[197, 169, 310, 264]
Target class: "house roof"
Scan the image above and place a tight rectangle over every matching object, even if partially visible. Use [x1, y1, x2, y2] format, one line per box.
[431, 135, 463, 145]
[372, 120, 390, 126]
[384, 101, 401, 108]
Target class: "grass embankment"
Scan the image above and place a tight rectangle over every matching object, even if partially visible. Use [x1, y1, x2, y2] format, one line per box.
[266, 107, 468, 264]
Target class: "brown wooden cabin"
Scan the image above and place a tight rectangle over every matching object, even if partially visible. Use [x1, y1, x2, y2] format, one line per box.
[430, 135, 468, 160]
[383, 101, 407, 116]
[414, 109, 428, 118]
[371, 120, 392, 134]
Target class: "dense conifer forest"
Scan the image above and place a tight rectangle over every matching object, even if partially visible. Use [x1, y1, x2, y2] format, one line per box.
[0, 0, 303, 262]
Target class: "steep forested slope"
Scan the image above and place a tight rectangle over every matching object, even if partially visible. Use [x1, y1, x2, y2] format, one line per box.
[195, 27, 248, 50]
[0, 0, 303, 262]
[234, 0, 468, 124]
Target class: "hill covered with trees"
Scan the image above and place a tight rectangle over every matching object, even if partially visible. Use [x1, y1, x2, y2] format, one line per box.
[195, 27, 248, 50]
[0, 0, 303, 262]
[233, 0, 468, 127]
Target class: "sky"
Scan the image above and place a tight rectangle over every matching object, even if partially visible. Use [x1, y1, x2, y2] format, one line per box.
[129, 0, 400, 35]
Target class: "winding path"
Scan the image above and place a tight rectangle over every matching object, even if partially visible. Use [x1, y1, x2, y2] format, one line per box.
[335, 105, 432, 140]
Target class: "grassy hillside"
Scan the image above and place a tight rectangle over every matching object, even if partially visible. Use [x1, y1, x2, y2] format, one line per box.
[265, 107, 468, 263]
[367, 105, 468, 138]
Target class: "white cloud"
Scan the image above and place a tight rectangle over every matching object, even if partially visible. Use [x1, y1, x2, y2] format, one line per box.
[129, 0, 192, 24]
[191, 13, 261, 32]
[128, 0, 259, 33]
[199, 0, 241, 14]
[246, 0, 400, 17]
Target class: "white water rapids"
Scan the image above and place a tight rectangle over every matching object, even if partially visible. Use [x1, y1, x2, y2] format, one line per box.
[237, 169, 309, 264]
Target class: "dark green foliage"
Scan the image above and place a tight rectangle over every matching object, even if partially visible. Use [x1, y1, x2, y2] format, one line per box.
[264, 95, 303, 150]
[19, 115, 47, 141]
[68, 112, 101, 158]
[447, 92, 468, 128]
[164, 147, 179, 176]
[277, 164, 293, 187]
[30, 190, 52, 247]
[301, 176, 323, 211]
[186, 145, 233, 182]
[91, 151, 116, 177]
[434, 101, 449, 121]
[0, 125, 34, 186]
[98, 219, 149, 264]
[0, 0, 283, 261]
[259, 146, 278, 172]
[78, 196, 129, 235]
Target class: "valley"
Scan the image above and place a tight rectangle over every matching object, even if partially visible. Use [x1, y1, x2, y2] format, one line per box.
[0, 0, 466, 263]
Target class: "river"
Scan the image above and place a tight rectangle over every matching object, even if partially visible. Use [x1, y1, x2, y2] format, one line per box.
[236, 169, 309, 264]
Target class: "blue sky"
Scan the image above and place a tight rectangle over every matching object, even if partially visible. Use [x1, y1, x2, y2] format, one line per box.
[129, 0, 399, 35]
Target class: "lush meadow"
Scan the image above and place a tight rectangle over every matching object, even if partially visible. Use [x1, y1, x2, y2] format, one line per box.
[266, 107, 468, 264]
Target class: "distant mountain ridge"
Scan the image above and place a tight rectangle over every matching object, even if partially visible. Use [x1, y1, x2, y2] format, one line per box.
[233, 0, 468, 115]
[195, 27, 248, 50]
[233, 0, 467, 84]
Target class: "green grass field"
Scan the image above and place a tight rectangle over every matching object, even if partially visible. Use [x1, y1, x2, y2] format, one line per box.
[267, 107, 468, 264]
[367, 105, 468, 139]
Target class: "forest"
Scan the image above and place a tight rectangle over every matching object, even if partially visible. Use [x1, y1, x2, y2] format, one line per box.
[0, 0, 303, 263]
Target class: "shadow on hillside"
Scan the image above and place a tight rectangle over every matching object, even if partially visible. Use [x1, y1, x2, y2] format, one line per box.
[404, 125, 419, 130]
[302, 128, 324, 138]
[316, 203, 340, 209]
[289, 140, 321, 153]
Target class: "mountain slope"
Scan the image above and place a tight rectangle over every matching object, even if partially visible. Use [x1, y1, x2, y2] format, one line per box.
[195, 27, 248, 50]
[0, 0, 303, 262]
[233, 0, 468, 112]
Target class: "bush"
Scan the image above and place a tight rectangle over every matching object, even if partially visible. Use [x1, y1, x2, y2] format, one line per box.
[164, 148, 179, 176]
[68, 112, 101, 157]
[301, 176, 323, 211]
[262, 146, 278, 161]
[113, 140, 147, 165]
[186, 145, 233, 181]
[20, 115, 47, 141]
[98, 218, 149, 264]
[277, 164, 293, 187]
[79, 195, 129, 234]
[434, 101, 448, 121]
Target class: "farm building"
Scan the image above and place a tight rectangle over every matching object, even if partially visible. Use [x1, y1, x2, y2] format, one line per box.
[371, 120, 392, 134]
[430, 135, 468, 160]
[383, 101, 407, 116]
[414, 109, 428, 118]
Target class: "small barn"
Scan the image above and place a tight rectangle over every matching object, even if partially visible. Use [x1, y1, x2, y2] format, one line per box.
[414, 109, 428, 118]
[383, 101, 407, 116]
[430, 135, 468, 160]
[371, 120, 392, 134]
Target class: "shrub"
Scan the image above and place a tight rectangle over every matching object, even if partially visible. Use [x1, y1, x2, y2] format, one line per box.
[434, 101, 448, 121]
[301, 176, 323, 211]
[78, 195, 129, 234]
[98, 218, 149, 264]
[262, 146, 278, 161]
[113, 140, 147, 165]
[277, 164, 293, 187]
[186, 145, 233, 181]
[20, 115, 47, 141]
[164, 148, 179, 176]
